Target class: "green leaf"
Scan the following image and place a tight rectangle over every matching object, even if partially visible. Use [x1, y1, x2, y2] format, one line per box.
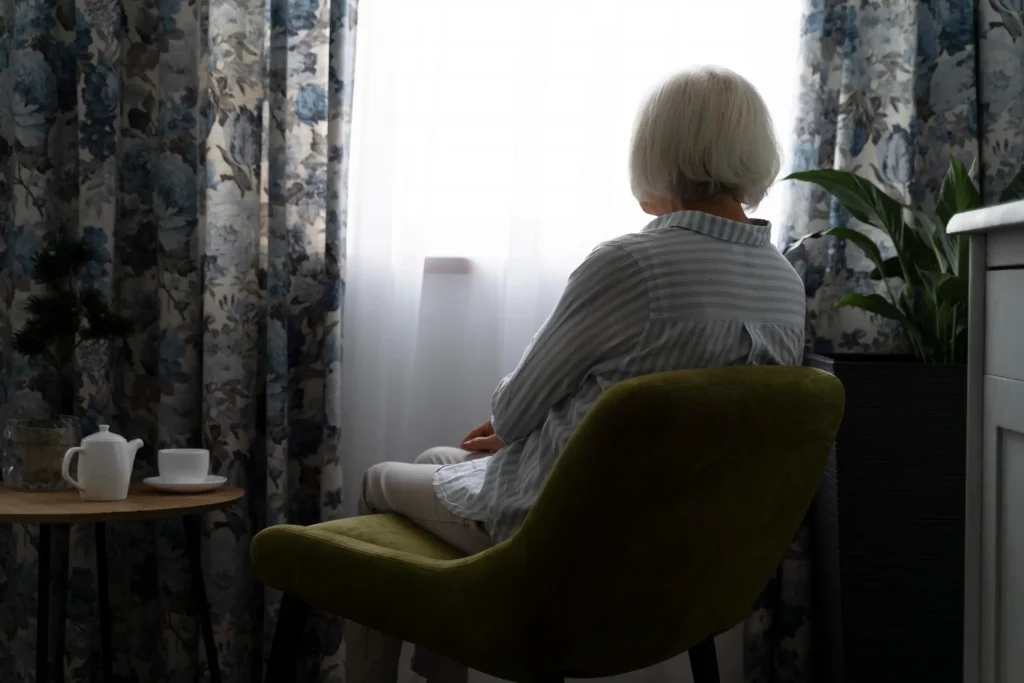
[1000, 166, 1024, 203]
[868, 256, 902, 280]
[835, 292, 907, 322]
[782, 229, 829, 255]
[823, 226, 884, 264]
[957, 233, 969, 278]
[915, 210, 957, 274]
[935, 274, 968, 307]
[785, 227, 895, 288]
[785, 169, 939, 275]
[786, 170, 905, 231]
[928, 229, 953, 274]
[953, 324, 968, 364]
[835, 292, 926, 357]
[936, 156, 982, 227]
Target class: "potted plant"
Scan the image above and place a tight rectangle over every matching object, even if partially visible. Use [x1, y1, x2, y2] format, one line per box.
[785, 158, 1024, 683]
[1, 235, 133, 491]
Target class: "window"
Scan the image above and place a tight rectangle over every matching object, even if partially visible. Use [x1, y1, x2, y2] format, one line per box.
[352, 0, 804, 261]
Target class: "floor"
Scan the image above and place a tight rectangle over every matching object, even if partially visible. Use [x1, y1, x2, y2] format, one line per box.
[396, 624, 744, 683]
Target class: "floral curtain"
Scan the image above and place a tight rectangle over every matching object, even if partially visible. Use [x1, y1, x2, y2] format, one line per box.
[0, 0, 356, 678]
[744, 0, 1023, 681]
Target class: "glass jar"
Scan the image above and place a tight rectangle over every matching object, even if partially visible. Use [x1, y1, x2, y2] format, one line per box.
[2, 416, 80, 491]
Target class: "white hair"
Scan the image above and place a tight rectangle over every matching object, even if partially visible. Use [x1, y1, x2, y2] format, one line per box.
[629, 66, 781, 209]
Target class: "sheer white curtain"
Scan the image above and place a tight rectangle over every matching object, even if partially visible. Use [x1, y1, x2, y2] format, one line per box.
[343, 1, 802, 680]
[344, 0, 803, 500]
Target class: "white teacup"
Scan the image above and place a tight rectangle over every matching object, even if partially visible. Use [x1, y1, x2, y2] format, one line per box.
[157, 449, 210, 483]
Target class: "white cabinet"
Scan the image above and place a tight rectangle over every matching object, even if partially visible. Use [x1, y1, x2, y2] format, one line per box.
[984, 270, 1024, 381]
[980, 376, 1024, 683]
[949, 200, 1024, 683]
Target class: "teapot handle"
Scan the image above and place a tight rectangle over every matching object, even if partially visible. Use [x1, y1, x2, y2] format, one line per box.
[62, 447, 86, 491]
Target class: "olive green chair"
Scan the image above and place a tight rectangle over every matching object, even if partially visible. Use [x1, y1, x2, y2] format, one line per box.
[251, 366, 844, 683]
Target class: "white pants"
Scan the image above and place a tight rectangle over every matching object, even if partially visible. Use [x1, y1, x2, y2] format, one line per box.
[346, 447, 494, 683]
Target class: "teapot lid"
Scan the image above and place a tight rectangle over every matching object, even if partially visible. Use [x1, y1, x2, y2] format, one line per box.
[81, 425, 127, 444]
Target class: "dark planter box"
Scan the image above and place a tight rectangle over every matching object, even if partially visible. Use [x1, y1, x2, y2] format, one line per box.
[807, 354, 966, 683]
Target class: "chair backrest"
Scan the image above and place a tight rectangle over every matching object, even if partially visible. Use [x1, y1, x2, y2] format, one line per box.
[508, 365, 844, 678]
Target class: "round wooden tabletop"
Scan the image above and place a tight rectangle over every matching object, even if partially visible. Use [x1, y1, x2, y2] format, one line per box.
[0, 482, 244, 523]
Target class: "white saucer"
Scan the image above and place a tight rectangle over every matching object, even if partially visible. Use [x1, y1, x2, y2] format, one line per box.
[143, 475, 227, 493]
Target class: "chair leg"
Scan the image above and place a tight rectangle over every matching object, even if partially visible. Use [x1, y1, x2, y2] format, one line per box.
[688, 636, 721, 683]
[265, 593, 311, 683]
[534, 676, 564, 683]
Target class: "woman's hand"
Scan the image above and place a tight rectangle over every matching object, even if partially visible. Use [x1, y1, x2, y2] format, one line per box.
[461, 420, 504, 453]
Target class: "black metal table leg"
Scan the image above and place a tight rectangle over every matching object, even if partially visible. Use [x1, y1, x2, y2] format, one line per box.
[37, 524, 70, 683]
[265, 593, 311, 683]
[50, 524, 70, 683]
[36, 524, 51, 683]
[183, 515, 221, 683]
[95, 523, 113, 683]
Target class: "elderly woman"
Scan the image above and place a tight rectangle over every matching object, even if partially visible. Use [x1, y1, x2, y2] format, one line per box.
[348, 65, 806, 683]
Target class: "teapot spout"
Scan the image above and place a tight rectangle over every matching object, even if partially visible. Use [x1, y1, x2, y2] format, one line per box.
[127, 438, 144, 467]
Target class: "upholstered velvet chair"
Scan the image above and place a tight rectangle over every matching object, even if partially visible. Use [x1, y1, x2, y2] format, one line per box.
[251, 365, 844, 683]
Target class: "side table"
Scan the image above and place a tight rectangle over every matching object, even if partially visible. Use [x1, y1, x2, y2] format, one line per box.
[0, 482, 245, 683]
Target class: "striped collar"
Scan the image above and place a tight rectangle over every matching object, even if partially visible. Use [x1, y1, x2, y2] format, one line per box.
[641, 210, 772, 246]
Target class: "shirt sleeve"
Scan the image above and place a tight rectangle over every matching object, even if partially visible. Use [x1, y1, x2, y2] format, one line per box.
[490, 243, 649, 444]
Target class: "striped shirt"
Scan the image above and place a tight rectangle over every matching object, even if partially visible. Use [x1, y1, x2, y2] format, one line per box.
[432, 210, 806, 543]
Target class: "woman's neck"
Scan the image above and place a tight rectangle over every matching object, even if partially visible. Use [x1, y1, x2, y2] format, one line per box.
[679, 197, 750, 223]
[643, 195, 752, 223]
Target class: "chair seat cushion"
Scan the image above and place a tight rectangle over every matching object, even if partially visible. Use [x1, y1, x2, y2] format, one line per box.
[311, 514, 468, 561]
[252, 513, 543, 682]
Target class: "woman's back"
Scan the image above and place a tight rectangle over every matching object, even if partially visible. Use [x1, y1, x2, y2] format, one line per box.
[433, 210, 806, 542]
[604, 209, 804, 372]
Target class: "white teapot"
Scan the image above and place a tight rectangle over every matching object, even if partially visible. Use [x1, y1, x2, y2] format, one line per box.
[62, 425, 144, 501]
